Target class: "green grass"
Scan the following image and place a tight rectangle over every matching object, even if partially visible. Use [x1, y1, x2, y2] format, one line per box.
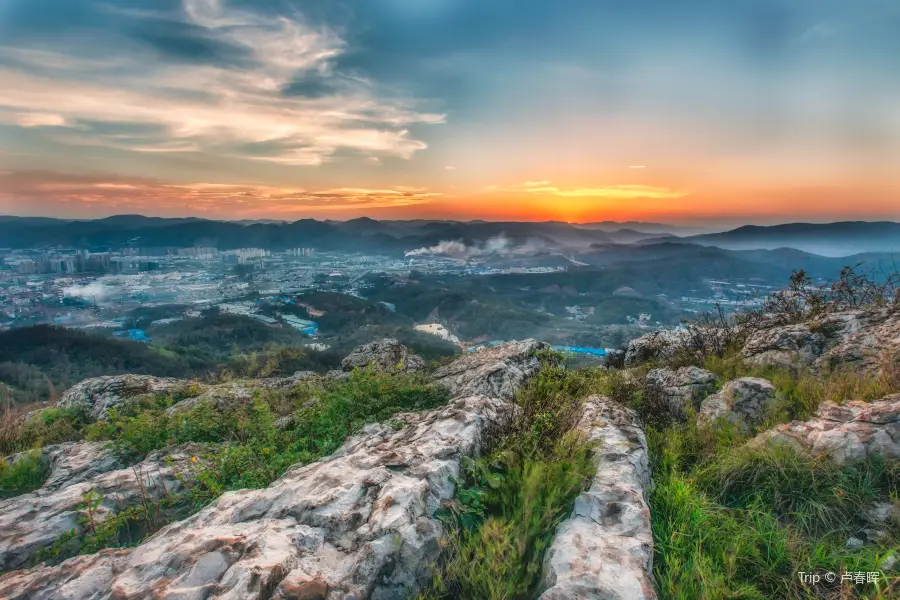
[0, 450, 49, 499]
[0, 406, 90, 456]
[645, 360, 900, 600]
[6, 369, 450, 568]
[419, 357, 610, 600]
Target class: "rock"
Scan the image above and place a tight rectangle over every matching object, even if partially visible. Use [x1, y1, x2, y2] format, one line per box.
[645, 367, 718, 421]
[165, 381, 255, 415]
[432, 339, 549, 400]
[166, 373, 318, 416]
[878, 553, 899, 572]
[341, 338, 427, 374]
[742, 307, 900, 372]
[862, 528, 887, 543]
[750, 394, 900, 465]
[0, 396, 512, 599]
[540, 396, 656, 600]
[325, 369, 350, 382]
[255, 371, 319, 390]
[60, 373, 320, 421]
[2, 442, 122, 495]
[845, 536, 865, 550]
[57, 375, 194, 420]
[0, 443, 211, 572]
[0, 550, 132, 600]
[698, 377, 776, 427]
[624, 329, 691, 367]
[867, 501, 900, 526]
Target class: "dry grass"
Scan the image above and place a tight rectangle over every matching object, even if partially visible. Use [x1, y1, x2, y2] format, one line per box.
[0, 401, 49, 456]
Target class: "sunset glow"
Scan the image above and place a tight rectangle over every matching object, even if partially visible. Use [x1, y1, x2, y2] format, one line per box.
[1, 0, 899, 224]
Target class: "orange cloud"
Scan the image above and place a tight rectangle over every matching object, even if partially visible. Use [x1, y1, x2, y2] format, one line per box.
[486, 181, 689, 200]
[0, 171, 440, 218]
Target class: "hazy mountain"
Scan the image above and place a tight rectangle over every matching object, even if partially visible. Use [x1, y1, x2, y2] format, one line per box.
[576, 221, 717, 236]
[4, 216, 898, 261]
[679, 221, 900, 256]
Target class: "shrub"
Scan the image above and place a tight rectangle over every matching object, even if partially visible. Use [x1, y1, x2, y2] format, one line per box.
[0, 449, 48, 499]
[0, 405, 89, 456]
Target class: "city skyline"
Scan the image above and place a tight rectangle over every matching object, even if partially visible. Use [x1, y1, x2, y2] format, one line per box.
[1, 0, 899, 225]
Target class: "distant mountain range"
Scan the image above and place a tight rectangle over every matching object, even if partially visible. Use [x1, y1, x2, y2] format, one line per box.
[678, 222, 900, 257]
[0, 216, 897, 259]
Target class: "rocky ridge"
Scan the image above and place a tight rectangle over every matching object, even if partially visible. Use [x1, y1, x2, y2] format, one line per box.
[432, 339, 549, 400]
[750, 394, 900, 464]
[540, 396, 656, 600]
[0, 442, 211, 572]
[5, 339, 624, 599]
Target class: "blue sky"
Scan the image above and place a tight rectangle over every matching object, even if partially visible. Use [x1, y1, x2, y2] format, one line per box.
[1, 0, 898, 222]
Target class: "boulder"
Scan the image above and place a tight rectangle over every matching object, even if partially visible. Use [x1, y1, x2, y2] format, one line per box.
[0, 443, 211, 572]
[645, 366, 718, 421]
[750, 394, 900, 465]
[742, 307, 900, 372]
[432, 340, 549, 400]
[341, 338, 427, 374]
[166, 373, 318, 415]
[698, 377, 776, 427]
[624, 329, 691, 367]
[540, 396, 656, 600]
[56, 375, 194, 420]
[0, 396, 512, 599]
[2, 442, 123, 493]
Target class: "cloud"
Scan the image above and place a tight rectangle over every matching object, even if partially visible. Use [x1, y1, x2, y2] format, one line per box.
[487, 181, 689, 200]
[0, 0, 444, 166]
[12, 113, 68, 127]
[0, 170, 441, 216]
[628, 165, 647, 169]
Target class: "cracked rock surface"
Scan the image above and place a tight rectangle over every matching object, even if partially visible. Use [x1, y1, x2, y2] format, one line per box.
[0, 396, 511, 600]
[540, 395, 656, 600]
[742, 308, 900, 372]
[0, 442, 210, 572]
[645, 366, 718, 421]
[698, 377, 776, 427]
[432, 339, 548, 400]
[341, 338, 427, 374]
[751, 394, 900, 464]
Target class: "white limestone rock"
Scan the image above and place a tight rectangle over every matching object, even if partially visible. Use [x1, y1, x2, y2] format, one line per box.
[540, 396, 656, 600]
[341, 338, 427, 374]
[0, 396, 512, 599]
[645, 366, 718, 421]
[0, 442, 210, 572]
[698, 377, 776, 427]
[432, 339, 550, 400]
[750, 394, 900, 465]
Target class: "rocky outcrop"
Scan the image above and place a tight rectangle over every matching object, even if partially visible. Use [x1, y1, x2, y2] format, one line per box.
[166, 372, 318, 415]
[645, 366, 718, 421]
[432, 339, 549, 400]
[540, 396, 656, 600]
[0, 396, 511, 600]
[3, 442, 123, 493]
[742, 307, 900, 372]
[57, 375, 193, 420]
[0, 442, 210, 572]
[624, 329, 691, 367]
[750, 395, 900, 465]
[341, 338, 427, 374]
[698, 377, 776, 427]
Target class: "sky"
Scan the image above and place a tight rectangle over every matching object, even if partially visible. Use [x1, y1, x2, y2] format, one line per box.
[0, 0, 898, 225]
